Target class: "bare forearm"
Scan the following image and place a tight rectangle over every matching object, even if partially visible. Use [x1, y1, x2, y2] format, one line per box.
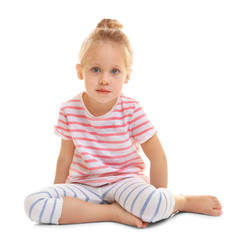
[141, 134, 168, 189]
[54, 158, 70, 184]
[54, 172, 68, 184]
[54, 140, 75, 184]
[54, 174, 68, 184]
[150, 157, 168, 189]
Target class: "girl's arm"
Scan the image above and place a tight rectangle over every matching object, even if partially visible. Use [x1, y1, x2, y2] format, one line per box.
[54, 139, 75, 184]
[141, 134, 168, 188]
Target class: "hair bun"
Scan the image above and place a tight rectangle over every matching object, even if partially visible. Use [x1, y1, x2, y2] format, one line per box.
[96, 19, 123, 30]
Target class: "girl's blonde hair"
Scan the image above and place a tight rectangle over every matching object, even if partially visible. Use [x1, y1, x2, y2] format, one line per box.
[79, 19, 133, 70]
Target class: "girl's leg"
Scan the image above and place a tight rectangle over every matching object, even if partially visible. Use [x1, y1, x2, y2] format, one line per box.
[24, 183, 103, 224]
[172, 194, 222, 216]
[24, 183, 145, 227]
[102, 177, 175, 223]
[25, 180, 222, 227]
[59, 197, 145, 227]
[102, 177, 222, 224]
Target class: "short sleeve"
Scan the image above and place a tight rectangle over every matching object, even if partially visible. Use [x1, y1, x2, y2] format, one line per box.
[54, 107, 72, 140]
[130, 102, 157, 144]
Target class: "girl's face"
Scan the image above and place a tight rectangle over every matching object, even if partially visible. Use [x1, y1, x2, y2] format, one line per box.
[76, 41, 131, 106]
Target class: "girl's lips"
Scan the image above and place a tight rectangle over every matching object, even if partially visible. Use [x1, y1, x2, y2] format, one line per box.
[96, 89, 111, 94]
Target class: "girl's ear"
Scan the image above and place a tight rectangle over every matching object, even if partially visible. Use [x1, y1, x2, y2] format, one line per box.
[124, 68, 132, 84]
[76, 64, 83, 80]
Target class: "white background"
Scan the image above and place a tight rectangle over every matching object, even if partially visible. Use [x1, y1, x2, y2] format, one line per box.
[0, 0, 234, 239]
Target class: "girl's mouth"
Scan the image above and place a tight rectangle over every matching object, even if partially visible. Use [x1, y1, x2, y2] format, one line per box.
[96, 88, 111, 94]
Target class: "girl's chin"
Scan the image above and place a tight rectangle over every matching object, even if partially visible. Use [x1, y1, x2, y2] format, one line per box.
[85, 92, 118, 104]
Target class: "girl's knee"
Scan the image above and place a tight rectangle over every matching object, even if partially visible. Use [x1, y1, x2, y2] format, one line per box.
[24, 190, 63, 224]
[24, 192, 49, 222]
[132, 187, 175, 223]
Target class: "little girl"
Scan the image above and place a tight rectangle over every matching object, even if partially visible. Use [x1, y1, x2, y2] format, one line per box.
[24, 19, 222, 228]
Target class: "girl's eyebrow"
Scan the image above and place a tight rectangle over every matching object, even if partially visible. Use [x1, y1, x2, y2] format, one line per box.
[88, 63, 122, 69]
[113, 65, 122, 69]
[88, 63, 101, 67]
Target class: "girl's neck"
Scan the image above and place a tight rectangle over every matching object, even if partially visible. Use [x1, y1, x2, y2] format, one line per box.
[82, 92, 118, 117]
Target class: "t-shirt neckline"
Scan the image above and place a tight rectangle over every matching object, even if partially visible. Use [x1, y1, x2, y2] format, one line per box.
[79, 91, 122, 119]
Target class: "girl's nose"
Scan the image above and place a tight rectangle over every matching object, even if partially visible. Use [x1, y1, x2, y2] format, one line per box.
[99, 73, 110, 85]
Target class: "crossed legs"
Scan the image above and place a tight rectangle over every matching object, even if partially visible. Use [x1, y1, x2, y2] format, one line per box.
[58, 194, 222, 228]
[24, 178, 222, 228]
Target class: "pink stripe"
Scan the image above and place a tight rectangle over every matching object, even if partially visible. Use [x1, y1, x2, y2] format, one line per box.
[68, 173, 148, 185]
[66, 99, 80, 103]
[61, 106, 84, 111]
[119, 161, 145, 170]
[74, 155, 105, 164]
[70, 171, 140, 180]
[133, 127, 155, 138]
[119, 101, 137, 104]
[130, 113, 145, 124]
[58, 119, 69, 126]
[70, 128, 129, 137]
[65, 113, 133, 121]
[103, 157, 141, 166]
[68, 121, 131, 129]
[99, 168, 126, 176]
[55, 128, 72, 139]
[72, 162, 89, 170]
[72, 162, 109, 171]
[73, 137, 131, 144]
[73, 154, 142, 167]
[89, 165, 109, 170]
[73, 178, 113, 184]
[69, 167, 87, 176]
[75, 173, 140, 184]
[55, 126, 70, 133]
[131, 120, 150, 131]
[74, 154, 98, 163]
[85, 159, 98, 163]
[75, 144, 133, 152]
[113, 106, 135, 112]
[102, 168, 143, 176]
[59, 111, 66, 117]
[133, 107, 142, 114]
[80, 150, 136, 159]
[98, 171, 139, 178]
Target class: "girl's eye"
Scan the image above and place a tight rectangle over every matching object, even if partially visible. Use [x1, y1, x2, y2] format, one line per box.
[112, 69, 119, 75]
[91, 67, 100, 73]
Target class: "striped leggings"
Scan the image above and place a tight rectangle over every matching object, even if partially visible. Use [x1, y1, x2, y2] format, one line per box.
[24, 177, 175, 224]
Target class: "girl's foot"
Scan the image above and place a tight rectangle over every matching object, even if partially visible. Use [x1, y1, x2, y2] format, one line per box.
[173, 194, 223, 216]
[110, 202, 148, 228]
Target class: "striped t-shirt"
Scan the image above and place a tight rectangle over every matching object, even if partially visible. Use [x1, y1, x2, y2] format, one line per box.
[54, 92, 157, 186]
